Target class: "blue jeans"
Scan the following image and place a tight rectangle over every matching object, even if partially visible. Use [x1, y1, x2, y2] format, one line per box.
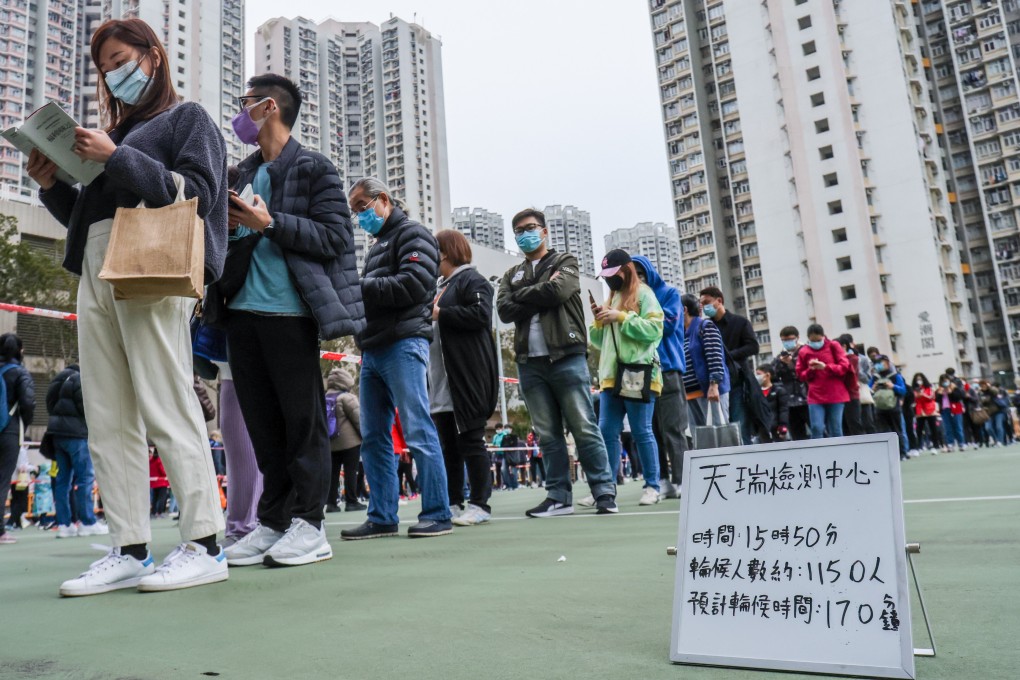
[53, 437, 97, 527]
[517, 355, 615, 505]
[600, 392, 659, 491]
[360, 337, 451, 526]
[941, 410, 964, 447]
[986, 412, 1007, 445]
[808, 403, 845, 440]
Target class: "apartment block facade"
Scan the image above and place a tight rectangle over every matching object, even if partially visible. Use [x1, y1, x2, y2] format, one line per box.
[648, 0, 1000, 379]
[544, 204, 595, 276]
[605, 221, 683, 288]
[917, 0, 1020, 378]
[451, 206, 505, 250]
[255, 16, 451, 228]
[0, 0, 79, 199]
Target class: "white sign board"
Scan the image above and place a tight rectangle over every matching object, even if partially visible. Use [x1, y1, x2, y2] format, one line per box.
[671, 434, 915, 679]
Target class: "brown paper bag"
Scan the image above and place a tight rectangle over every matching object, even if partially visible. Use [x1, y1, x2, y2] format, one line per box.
[99, 172, 204, 300]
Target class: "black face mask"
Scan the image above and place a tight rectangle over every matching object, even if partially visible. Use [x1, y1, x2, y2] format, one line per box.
[605, 275, 624, 291]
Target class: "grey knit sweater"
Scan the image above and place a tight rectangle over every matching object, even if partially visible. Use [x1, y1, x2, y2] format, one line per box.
[39, 102, 228, 283]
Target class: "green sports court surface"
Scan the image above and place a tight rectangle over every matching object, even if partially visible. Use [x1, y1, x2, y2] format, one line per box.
[1, 445, 1018, 680]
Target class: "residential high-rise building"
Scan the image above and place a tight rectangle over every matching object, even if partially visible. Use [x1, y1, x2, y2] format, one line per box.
[917, 0, 1020, 379]
[87, 1, 246, 164]
[255, 15, 451, 226]
[543, 204, 595, 276]
[648, 0, 982, 379]
[451, 207, 505, 250]
[0, 0, 79, 199]
[605, 222, 683, 288]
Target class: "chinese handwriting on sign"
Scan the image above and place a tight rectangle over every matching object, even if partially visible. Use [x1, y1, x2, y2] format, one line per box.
[699, 461, 878, 505]
[685, 591, 900, 631]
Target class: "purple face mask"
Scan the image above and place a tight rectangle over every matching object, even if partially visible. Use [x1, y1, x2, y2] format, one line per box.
[231, 99, 268, 145]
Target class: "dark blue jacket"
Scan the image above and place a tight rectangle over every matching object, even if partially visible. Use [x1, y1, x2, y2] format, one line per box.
[230, 137, 364, 340]
[632, 255, 685, 373]
[687, 316, 730, 394]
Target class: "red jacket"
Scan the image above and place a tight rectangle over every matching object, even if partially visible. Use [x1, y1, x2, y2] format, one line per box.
[149, 456, 169, 489]
[795, 339, 850, 405]
[914, 386, 938, 417]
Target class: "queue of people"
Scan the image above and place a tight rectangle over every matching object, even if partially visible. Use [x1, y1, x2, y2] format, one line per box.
[8, 16, 1017, 601]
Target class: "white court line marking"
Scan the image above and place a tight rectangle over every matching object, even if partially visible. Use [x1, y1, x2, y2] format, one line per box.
[324, 495, 1020, 527]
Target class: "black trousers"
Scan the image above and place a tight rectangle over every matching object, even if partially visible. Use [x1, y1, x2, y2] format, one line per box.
[915, 416, 943, 448]
[876, 409, 907, 457]
[0, 434, 18, 535]
[653, 370, 689, 484]
[227, 313, 330, 531]
[398, 460, 417, 496]
[788, 405, 811, 440]
[902, 409, 918, 450]
[433, 412, 492, 512]
[861, 404, 877, 434]
[151, 487, 170, 515]
[329, 445, 361, 505]
[843, 399, 864, 436]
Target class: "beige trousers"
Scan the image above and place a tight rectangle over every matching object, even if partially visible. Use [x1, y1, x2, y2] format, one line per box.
[78, 219, 224, 546]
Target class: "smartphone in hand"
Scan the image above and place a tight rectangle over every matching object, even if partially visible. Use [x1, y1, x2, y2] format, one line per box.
[588, 290, 600, 314]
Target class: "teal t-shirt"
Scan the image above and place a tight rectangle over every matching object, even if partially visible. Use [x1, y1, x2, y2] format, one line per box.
[228, 163, 308, 316]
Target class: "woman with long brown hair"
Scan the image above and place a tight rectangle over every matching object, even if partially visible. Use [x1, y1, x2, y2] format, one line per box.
[586, 249, 664, 507]
[27, 18, 228, 596]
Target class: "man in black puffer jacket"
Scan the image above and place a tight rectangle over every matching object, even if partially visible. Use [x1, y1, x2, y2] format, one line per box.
[220, 74, 362, 569]
[340, 177, 453, 541]
[46, 364, 104, 537]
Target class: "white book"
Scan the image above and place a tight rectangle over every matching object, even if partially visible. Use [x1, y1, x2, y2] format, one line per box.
[1, 101, 105, 187]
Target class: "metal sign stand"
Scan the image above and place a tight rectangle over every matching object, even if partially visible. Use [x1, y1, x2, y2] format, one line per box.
[906, 543, 937, 657]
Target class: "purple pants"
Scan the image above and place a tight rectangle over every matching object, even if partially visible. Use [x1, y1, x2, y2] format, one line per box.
[220, 379, 263, 539]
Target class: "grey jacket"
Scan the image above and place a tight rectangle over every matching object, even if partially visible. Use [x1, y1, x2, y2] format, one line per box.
[326, 368, 361, 451]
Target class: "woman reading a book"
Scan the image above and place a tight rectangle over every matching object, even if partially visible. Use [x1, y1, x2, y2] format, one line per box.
[27, 18, 229, 597]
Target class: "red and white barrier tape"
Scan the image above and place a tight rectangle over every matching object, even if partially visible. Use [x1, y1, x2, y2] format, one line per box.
[3, 302, 522, 384]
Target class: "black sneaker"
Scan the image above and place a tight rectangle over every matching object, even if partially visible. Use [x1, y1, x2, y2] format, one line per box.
[325, 504, 342, 514]
[526, 498, 574, 518]
[345, 501, 367, 512]
[595, 495, 619, 514]
[407, 520, 453, 538]
[340, 521, 400, 541]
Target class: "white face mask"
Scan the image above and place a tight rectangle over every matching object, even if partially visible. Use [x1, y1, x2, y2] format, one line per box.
[755, 374, 767, 386]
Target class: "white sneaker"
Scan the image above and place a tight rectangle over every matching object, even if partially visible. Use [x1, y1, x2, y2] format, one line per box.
[60, 547, 155, 597]
[660, 479, 680, 499]
[223, 524, 284, 566]
[577, 495, 596, 507]
[137, 542, 228, 592]
[56, 524, 78, 539]
[639, 487, 661, 506]
[77, 521, 110, 537]
[452, 504, 491, 526]
[450, 505, 464, 520]
[263, 519, 333, 567]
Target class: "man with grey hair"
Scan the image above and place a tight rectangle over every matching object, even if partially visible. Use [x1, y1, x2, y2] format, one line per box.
[340, 178, 454, 540]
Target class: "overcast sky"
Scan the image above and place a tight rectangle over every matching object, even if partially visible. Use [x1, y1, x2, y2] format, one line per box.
[245, 0, 674, 266]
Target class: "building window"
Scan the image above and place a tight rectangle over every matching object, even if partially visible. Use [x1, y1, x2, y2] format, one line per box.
[803, 41, 817, 56]
[819, 145, 834, 159]
[828, 200, 843, 214]
[824, 172, 838, 187]
[841, 286, 857, 300]
[837, 256, 852, 271]
[807, 66, 821, 81]
[798, 16, 812, 30]
[832, 228, 847, 242]
[811, 92, 825, 107]
[815, 118, 830, 133]
[845, 314, 861, 329]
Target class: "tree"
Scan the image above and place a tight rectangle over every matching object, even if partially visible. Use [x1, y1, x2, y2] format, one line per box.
[0, 213, 80, 367]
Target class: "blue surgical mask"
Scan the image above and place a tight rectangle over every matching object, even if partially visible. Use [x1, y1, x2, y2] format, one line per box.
[808, 340, 824, 351]
[357, 199, 385, 235]
[105, 58, 152, 106]
[875, 362, 887, 372]
[782, 339, 797, 351]
[703, 303, 718, 319]
[515, 229, 544, 254]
